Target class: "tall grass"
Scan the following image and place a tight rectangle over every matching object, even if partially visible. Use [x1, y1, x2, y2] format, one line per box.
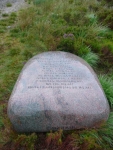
[82, 50, 99, 68]
[99, 75, 113, 108]
[0, 0, 113, 149]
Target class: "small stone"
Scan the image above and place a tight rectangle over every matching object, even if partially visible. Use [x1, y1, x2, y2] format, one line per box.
[8, 51, 110, 133]
[7, 26, 11, 29]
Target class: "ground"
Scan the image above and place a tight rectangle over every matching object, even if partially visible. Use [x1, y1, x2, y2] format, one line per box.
[0, 0, 28, 19]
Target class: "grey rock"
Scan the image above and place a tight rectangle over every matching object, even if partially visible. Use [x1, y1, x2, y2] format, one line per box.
[8, 51, 110, 133]
[7, 26, 11, 29]
[0, 0, 17, 9]
[0, 0, 28, 20]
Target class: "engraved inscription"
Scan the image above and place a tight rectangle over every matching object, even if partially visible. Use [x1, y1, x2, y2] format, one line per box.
[28, 58, 92, 89]
[47, 126, 76, 130]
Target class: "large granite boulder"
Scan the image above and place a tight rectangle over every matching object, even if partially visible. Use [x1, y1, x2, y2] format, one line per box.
[8, 51, 110, 132]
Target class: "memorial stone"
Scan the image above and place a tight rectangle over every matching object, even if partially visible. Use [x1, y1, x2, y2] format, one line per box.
[8, 51, 110, 132]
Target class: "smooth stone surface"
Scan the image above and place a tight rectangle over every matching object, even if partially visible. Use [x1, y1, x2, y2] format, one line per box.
[8, 51, 110, 132]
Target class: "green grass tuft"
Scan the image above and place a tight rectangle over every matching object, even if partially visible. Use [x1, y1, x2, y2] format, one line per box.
[6, 2, 12, 7]
[99, 75, 113, 108]
[97, 112, 113, 148]
[2, 13, 9, 17]
[82, 51, 99, 68]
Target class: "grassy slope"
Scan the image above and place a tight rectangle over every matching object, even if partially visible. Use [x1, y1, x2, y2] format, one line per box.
[0, 0, 113, 149]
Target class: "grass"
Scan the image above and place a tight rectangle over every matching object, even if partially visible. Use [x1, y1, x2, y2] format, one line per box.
[99, 75, 113, 108]
[2, 13, 9, 17]
[0, 0, 113, 149]
[81, 50, 99, 68]
[6, 2, 12, 7]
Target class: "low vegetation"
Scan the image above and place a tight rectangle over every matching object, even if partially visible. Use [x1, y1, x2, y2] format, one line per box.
[6, 2, 12, 7]
[0, 0, 113, 149]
